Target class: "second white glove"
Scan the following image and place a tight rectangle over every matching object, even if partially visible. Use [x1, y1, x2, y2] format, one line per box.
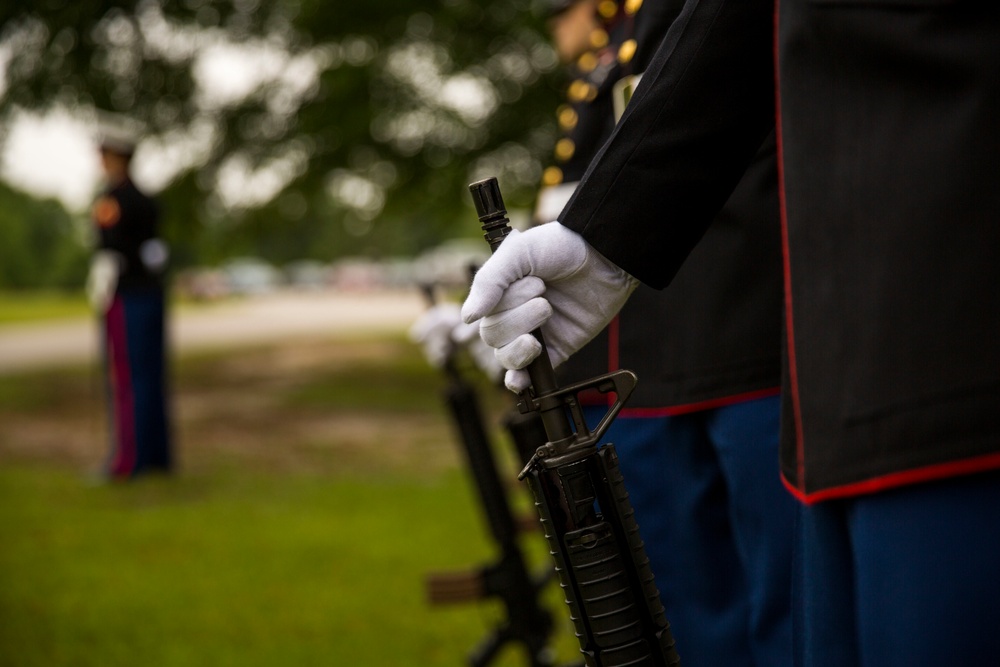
[409, 302, 505, 382]
[461, 222, 638, 392]
[409, 303, 463, 369]
[86, 250, 123, 314]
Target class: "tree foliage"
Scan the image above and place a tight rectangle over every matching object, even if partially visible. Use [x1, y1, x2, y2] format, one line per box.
[0, 182, 89, 289]
[0, 0, 563, 272]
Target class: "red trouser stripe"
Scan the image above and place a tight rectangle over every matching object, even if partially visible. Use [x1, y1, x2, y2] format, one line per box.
[106, 297, 137, 477]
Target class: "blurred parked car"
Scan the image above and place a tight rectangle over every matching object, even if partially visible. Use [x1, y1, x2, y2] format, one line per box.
[221, 257, 283, 295]
[285, 260, 332, 290]
[412, 239, 489, 289]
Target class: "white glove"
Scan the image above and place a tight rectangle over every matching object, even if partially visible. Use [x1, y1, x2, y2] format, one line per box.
[409, 303, 505, 382]
[409, 303, 463, 368]
[461, 223, 638, 392]
[86, 250, 122, 313]
[451, 315, 505, 383]
[140, 238, 170, 274]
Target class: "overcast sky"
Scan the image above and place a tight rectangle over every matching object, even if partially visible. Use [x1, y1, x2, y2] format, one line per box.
[0, 13, 330, 215]
[1, 109, 104, 212]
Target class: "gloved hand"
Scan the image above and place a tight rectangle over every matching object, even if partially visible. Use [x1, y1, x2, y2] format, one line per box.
[451, 315, 505, 383]
[409, 303, 504, 381]
[410, 303, 462, 368]
[86, 250, 123, 314]
[140, 238, 170, 274]
[461, 222, 638, 392]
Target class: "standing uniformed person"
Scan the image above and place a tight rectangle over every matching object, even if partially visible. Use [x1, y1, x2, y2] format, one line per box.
[87, 117, 172, 480]
[466, 1, 1000, 665]
[531, 1, 795, 664]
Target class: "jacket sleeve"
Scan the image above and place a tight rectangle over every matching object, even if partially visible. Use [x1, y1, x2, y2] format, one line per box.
[559, 0, 776, 289]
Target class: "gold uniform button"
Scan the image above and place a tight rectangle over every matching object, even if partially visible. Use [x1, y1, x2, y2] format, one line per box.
[577, 51, 598, 73]
[589, 28, 609, 49]
[555, 138, 576, 161]
[557, 105, 579, 130]
[618, 39, 637, 64]
[598, 0, 618, 19]
[625, 0, 643, 14]
[542, 166, 564, 187]
[568, 80, 594, 102]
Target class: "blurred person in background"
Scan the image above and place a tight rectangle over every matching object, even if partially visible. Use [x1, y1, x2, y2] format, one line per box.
[528, 0, 795, 664]
[87, 116, 172, 480]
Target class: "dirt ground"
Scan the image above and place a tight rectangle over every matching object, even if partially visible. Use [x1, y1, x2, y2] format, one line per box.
[0, 289, 426, 374]
[0, 288, 515, 480]
[0, 333, 508, 480]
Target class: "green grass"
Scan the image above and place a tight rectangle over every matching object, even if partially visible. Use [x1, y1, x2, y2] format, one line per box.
[0, 290, 230, 327]
[0, 465, 576, 667]
[0, 333, 580, 666]
[283, 351, 498, 414]
[0, 291, 91, 325]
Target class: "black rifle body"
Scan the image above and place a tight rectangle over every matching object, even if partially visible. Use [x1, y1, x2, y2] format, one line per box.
[468, 177, 681, 667]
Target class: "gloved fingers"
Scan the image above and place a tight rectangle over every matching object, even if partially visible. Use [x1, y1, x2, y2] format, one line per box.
[469, 338, 505, 382]
[462, 223, 591, 323]
[462, 228, 527, 323]
[409, 303, 464, 368]
[408, 318, 437, 345]
[493, 276, 546, 312]
[408, 303, 461, 343]
[451, 318, 480, 345]
[504, 369, 531, 393]
[456, 276, 545, 346]
[479, 296, 552, 348]
[494, 333, 543, 370]
[423, 337, 451, 368]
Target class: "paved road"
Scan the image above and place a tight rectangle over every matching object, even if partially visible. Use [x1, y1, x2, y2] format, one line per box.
[0, 289, 426, 374]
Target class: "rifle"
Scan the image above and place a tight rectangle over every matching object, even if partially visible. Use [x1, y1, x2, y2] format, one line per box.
[420, 285, 565, 667]
[467, 177, 681, 667]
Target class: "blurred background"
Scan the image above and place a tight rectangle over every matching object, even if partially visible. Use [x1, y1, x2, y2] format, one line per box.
[0, 0, 562, 288]
[0, 1, 580, 665]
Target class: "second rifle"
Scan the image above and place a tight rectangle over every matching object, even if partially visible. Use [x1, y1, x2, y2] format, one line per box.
[421, 285, 561, 667]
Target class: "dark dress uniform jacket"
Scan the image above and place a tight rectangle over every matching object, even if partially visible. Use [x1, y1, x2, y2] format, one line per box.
[559, 0, 1000, 502]
[96, 179, 162, 291]
[554, 0, 784, 410]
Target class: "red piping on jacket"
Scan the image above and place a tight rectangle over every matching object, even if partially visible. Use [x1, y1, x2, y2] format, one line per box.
[782, 452, 1000, 505]
[601, 315, 622, 407]
[604, 306, 780, 416]
[608, 315, 621, 378]
[773, 0, 806, 492]
[619, 386, 781, 418]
